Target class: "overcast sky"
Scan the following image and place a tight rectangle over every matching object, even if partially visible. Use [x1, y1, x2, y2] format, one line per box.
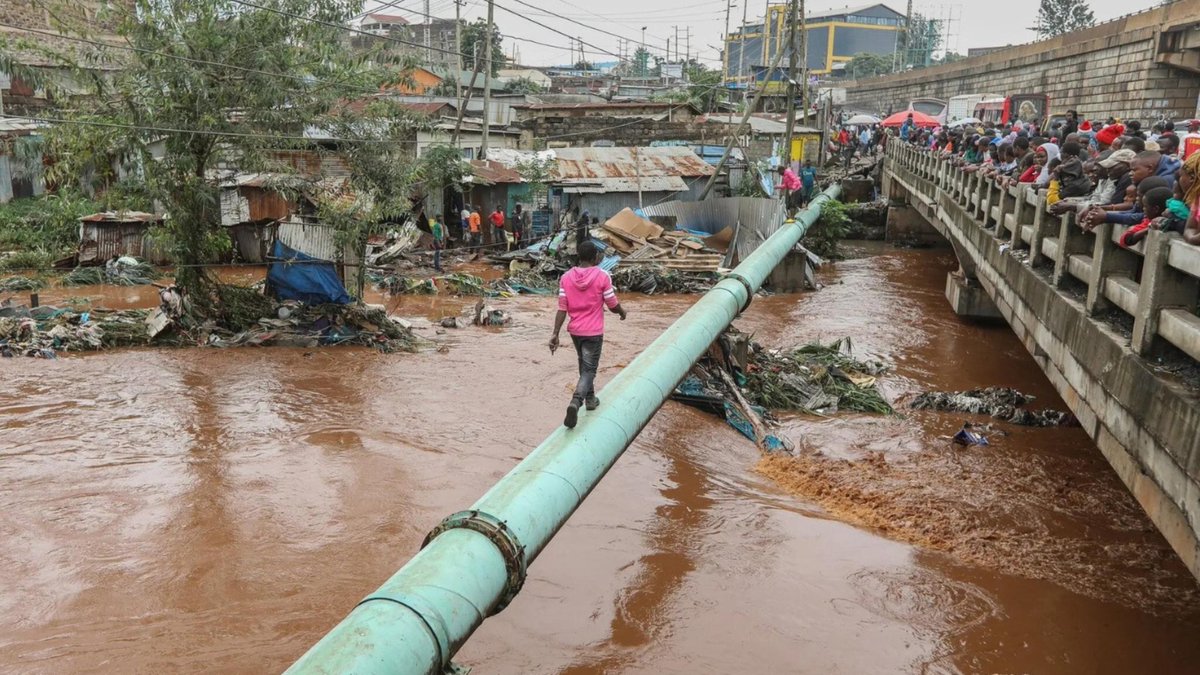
[365, 0, 1152, 68]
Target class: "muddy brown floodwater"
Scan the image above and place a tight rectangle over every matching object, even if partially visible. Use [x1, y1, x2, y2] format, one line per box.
[2, 243, 1199, 674]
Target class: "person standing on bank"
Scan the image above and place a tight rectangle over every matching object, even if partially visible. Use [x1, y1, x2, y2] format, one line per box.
[430, 214, 446, 272]
[549, 240, 627, 429]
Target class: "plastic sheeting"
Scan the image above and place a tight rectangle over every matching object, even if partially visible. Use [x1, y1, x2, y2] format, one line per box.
[267, 240, 352, 305]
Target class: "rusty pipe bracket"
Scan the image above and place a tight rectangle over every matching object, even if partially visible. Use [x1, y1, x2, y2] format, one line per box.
[423, 510, 527, 614]
[720, 272, 756, 314]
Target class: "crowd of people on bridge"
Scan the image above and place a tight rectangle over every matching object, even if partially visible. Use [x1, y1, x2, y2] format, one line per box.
[897, 111, 1200, 248]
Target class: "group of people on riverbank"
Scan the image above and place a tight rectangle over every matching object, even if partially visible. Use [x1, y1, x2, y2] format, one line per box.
[903, 112, 1200, 249]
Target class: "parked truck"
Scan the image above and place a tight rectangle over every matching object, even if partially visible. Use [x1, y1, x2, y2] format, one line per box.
[948, 93, 1000, 122]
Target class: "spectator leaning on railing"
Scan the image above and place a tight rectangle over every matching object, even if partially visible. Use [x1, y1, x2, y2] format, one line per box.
[896, 116, 1200, 248]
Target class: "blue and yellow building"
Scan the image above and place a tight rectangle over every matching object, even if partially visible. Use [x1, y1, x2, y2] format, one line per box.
[723, 3, 905, 89]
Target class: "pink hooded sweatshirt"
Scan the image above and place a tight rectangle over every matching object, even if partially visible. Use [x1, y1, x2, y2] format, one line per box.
[558, 266, 618, 336]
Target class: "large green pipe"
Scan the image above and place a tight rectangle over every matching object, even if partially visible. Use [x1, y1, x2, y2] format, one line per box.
[286, 186, 842, 675]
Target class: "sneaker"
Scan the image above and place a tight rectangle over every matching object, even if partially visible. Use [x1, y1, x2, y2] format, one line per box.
[564, 402, 579, 429]
[585, 395, 600, 411]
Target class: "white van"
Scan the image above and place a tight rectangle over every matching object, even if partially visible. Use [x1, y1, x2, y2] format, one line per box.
[948, 93, 1000, 122]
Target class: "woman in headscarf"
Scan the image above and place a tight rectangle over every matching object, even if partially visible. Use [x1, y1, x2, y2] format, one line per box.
[1181, 151, 1200, 244]
[1035, 142, 1060, 187]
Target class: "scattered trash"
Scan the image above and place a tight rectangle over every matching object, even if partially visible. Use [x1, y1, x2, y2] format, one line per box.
[911, 387, 1077, 427]
[952, 424, 990, 446]
[472, 299, 510, 326]
[610, 265, 718, 295]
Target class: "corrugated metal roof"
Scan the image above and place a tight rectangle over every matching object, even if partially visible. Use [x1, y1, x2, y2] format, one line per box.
[470, 159, 524, 185]
[553, 146, 716, 183]
[561, 176, 689, 193]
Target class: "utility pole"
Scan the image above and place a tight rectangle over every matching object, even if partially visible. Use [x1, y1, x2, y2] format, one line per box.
[738, 0, 748, 90]
[799, 0, 807, 126]
[641, 26, 647, 77]
[723, 0, 732, 86]
[424, 0, 432, 64]
[685, 26, 691, 72]
[903, 0, 913, 70]
[482, 0, 494, 159]
[454, 0, 463, 122]
[782, 0, 798, 164]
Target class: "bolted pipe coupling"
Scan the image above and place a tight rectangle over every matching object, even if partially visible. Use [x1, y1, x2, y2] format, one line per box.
[719, 272, 757, 314]
[423, 510, 527, 613]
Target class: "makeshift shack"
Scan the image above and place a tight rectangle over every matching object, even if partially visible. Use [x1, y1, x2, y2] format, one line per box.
[552, 146, 716, 221]
[77, 211, 169, 266]
[219, 173, 294, 263]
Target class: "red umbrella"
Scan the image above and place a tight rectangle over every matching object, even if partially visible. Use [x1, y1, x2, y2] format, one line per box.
[880, 110, 940, 128]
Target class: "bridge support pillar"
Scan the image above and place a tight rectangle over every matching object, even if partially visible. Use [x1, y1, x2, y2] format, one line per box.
[885, 203, 943, 246]
[945, 271, 1002, 320]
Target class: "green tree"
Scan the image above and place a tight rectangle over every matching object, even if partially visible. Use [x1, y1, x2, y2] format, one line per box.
[1032, 0, 1096, 38]
[17, 0, 424, 310]
[901, 13, 942, 69]
[461, 18, 505, 76]
[685, 62, 723, 112]
[632, 46, 651, 77]
[572, 60, 594, 71]
[934, 52, 965, 65]
[845, 52, 892, 79]
[503, 76, 543, 94]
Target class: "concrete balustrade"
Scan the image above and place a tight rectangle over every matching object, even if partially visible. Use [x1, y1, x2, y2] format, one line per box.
[883, 142, 1200, 581]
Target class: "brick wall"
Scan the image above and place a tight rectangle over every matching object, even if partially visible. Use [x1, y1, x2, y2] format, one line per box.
[844, 0, 1200, 123]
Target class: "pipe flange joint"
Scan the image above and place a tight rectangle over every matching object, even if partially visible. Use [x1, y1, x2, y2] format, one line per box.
[423, 509, 527, 614]
[720, 272, 756, 314]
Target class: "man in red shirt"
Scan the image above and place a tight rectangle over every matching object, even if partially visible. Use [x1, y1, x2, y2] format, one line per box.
[489, 205, 507, 250]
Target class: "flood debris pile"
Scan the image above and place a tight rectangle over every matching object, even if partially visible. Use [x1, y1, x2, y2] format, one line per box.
[610, 265, 718, 295]
[63, 257, 159, 286]
[593, 208, 727, 274]
[745, 338, 893, 415]
[367, 269, 486, 296]
[205, 300, 418, 352]
[0, 304, 155, 358]
[911, 387, 1077, 427]
[0, 284, 420, 357]
[672, 331, 893, 451]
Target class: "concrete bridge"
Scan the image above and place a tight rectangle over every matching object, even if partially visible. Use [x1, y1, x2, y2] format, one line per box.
[845, 0, 1200, 122]
[882, 143, 1200, 581]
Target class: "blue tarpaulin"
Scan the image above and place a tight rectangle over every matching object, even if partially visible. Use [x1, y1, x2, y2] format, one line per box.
[267, 240, 352, 305]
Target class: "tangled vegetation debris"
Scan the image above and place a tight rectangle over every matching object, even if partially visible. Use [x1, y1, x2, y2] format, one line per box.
[672, 331, 892, 451]
[62, 261, 159, 286]
[745, 337, 892, 415]
[0, 276, 45, 292]
[911, 387, 1077, 427]
[611, 265, 717, 295]
[368, 269, 487, 296]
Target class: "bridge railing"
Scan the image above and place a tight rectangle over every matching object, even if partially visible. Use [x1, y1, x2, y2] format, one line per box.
[887, 142, 1200, 363]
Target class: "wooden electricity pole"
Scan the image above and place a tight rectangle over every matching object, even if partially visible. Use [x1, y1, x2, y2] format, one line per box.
[481, 0, 494, 159]
[781, 0, 799, 164]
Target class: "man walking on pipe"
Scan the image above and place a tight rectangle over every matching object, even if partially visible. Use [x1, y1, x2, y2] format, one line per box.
[549, 240, 627, 429]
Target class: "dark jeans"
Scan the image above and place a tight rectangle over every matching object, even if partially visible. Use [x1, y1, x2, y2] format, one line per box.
[570, 334, 603, 404]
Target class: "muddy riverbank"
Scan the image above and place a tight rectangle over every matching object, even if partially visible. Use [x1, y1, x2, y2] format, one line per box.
[1, 242, 1197, 674]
